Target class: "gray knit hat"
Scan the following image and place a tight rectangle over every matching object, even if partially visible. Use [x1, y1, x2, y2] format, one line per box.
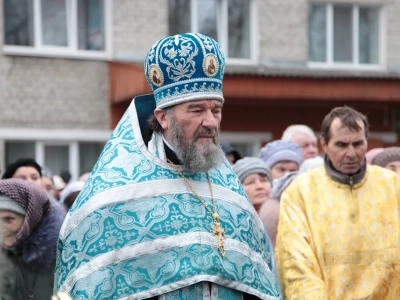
[232, 157, 273, 184]
[371, 147, 400, 167]
[0, 194, 26, 216]
[258, 140, 303, 169]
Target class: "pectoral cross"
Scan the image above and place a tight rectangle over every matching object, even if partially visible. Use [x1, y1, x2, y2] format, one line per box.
[211, 213, 226, 258]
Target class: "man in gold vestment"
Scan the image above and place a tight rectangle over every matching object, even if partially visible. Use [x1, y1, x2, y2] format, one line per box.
[276, 106, 400, 299]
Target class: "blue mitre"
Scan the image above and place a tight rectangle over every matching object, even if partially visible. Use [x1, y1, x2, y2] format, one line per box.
[144, 33, 225, 108]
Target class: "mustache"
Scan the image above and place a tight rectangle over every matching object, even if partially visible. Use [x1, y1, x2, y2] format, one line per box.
[194, 128, 217, 141]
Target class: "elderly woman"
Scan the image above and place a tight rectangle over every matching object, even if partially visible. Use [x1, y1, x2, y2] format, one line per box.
[372, 147, 400, 174]
[0, 179, 65, 300]
[258, 140, 303, 179]
[233, 157, 273, 213]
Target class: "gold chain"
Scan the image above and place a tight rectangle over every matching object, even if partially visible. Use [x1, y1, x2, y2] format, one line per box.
[167, 158, 226, 257]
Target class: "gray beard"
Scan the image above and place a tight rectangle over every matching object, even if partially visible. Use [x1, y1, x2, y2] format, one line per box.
[168, 116, 224, 172]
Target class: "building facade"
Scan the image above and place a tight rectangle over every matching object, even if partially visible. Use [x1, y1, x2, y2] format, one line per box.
[109, 0, 400, 156]
[1, 0, 399, 174]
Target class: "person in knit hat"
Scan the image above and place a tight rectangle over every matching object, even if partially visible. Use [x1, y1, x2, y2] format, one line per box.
[371, 147, 400, 174]
[259, 139, 303, 179]
[365, 148, 384, 164]
[0, 179, 65, 300]
[233, 157, 273, 213]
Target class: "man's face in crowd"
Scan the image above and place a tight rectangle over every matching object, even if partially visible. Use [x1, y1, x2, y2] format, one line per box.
[270, 161, 299, 179]
[292, 132, 318, 159]
[42, 176, 54, 195]
[321, 117, 367, 175]
[0, 210, 24, 248]
[155, 99, 224, 172]
[13, 166, 42, 189]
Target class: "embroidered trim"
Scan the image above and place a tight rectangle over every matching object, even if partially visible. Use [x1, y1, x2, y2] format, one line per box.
[59, 232, 272, 294]
[154, 77, 222, 94]
[60, 179, 257, 238]
[119, 275, 280, 300]
[157, 92, 224, 109]
[318, 248, 400, 266]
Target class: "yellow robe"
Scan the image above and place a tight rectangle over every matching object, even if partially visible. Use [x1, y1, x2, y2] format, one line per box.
[276, 165, 400, 300]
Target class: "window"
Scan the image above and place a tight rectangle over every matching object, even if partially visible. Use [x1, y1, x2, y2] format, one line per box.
[3, 0, 110, 59]
[4, 141, 104, 180]
[168, 0, 255, 61]
[79, 142, 104, 175]
[5, 142, 36, 166]
[308, 4, 382, 68]
[220, 131, 273, 156]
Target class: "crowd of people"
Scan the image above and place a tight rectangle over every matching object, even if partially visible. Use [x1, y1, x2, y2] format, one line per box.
[0, 158, 88, 299]
[227, 121, 400, 251]
[0, 33, 398, 299]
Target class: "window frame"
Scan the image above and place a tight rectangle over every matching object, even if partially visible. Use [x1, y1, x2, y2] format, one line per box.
[308, 3, 386, 71]
[220, 131, 273, 156]
[185, 0, 258, 65]
[0, 128, 110, 181]
[3, 0, 112, 60]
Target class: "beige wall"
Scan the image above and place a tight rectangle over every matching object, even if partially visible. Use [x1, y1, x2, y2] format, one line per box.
[0, 0, 109, 130]
[112, 0, 168, 61]
[0, 56, 109, 129]
[0, 0, 398, 130]
[258, 0, 308, 63]
[257, 0, 400, 68]
[386, 0, 400, 67]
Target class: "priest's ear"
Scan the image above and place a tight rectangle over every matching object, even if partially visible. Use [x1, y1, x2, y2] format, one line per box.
[154, 108, 170, 131]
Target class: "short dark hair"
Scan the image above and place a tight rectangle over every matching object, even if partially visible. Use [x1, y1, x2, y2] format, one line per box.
[321, 106, 369, 143]
[2, 158, 42, 179]
[147, 106, 174, 133]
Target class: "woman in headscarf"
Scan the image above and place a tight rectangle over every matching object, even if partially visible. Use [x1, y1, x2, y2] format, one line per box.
[0, 179, 65, 300]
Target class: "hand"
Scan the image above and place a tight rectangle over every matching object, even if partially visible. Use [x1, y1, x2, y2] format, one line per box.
[51, 292, 72, 300]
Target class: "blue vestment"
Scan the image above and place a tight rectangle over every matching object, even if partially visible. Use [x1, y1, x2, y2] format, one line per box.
[54, 95, 282, 300]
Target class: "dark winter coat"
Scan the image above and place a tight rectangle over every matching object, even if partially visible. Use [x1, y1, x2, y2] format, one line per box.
[1, 199, 66, 300]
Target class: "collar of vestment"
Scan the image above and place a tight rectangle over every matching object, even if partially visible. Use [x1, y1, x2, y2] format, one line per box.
[324, 155, 367, 187]
[164, 141, 181, 165]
